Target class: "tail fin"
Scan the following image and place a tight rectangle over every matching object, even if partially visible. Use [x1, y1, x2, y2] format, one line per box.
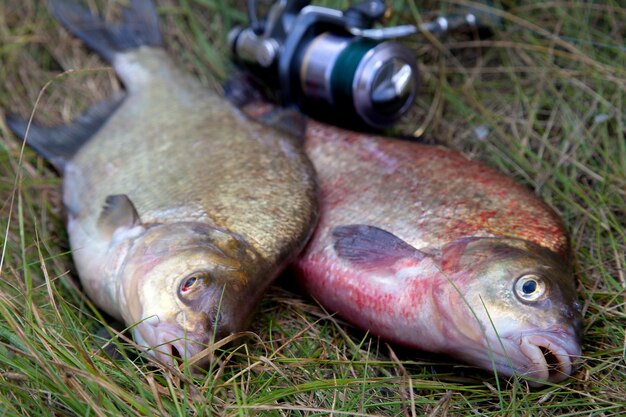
[6, 95, 124, 172]
[48, 0, 163, 63]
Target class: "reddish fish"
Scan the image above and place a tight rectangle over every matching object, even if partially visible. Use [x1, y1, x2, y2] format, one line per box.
[238, 98, 582, 385]
[297, 120, 582, 385]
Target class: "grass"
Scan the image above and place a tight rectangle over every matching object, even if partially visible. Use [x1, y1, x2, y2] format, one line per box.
[0, 0, 625, 415]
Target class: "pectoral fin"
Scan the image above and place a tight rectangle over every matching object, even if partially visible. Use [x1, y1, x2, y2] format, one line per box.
[97, 194, 141, 240]
[332, 224, 426, 270]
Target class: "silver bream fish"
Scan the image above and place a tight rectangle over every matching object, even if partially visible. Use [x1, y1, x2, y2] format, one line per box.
[7, 0, 318, 366]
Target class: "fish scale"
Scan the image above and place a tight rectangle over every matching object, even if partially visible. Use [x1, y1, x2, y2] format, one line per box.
[66, 51, 313, 260]
[7, 0, 318, 367]
[291, 120, 581, 385]
[306, 122, 568, 255]
[236, 96, 581, 385]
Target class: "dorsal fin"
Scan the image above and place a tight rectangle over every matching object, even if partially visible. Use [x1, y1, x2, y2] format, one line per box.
[97, 194, 141, 240]
[48, 0, 163, 64]
[5, 95, 124, 172]
[223, 71, 266, 109]
[223, 71, 307, 140]
[257, 107, 307, 140]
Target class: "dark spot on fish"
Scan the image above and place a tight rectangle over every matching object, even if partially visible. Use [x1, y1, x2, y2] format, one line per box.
[522, 279, 537, 295]
[180, 274, 199, 293]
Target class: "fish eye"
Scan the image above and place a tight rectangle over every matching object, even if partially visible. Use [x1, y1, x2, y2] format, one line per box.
[179, 272, 207, 295]
[514, 274, 547, 302]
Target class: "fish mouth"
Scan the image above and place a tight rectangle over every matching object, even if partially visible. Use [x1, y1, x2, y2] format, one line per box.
[463, 326, 581, 386]
[516, 333, 581, 385]
[477, 327, 581, 386]
[132, 317, 210, 368]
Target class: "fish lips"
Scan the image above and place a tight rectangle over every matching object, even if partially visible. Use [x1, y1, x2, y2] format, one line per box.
[474, 326, 582, 386]
[516, 330, 582, 385]
[132, 316, 211, 368]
